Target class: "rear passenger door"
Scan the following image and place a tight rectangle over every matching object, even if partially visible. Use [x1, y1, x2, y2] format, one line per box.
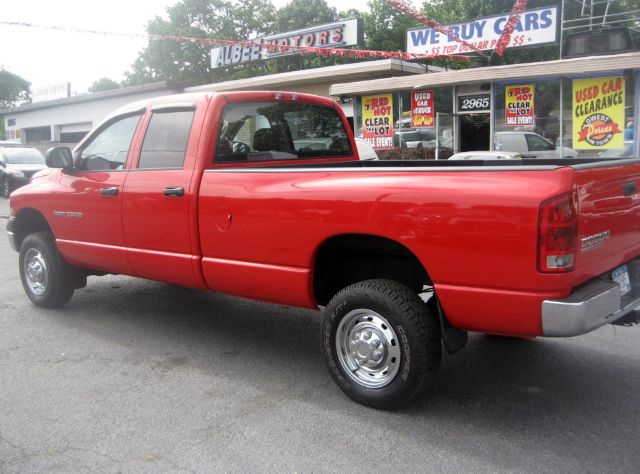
[121, 104, 200, 287]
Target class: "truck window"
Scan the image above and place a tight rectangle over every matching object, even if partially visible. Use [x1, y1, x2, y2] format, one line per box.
[78, 114, 142, 171]
[215, 101, 352, 163]
[138, 110, 195, 169]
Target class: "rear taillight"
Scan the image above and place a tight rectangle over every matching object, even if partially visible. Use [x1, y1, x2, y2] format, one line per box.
[538, 191, 578, 273]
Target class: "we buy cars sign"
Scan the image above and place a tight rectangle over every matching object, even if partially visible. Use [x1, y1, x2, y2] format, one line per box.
[406, 7, 557, 56]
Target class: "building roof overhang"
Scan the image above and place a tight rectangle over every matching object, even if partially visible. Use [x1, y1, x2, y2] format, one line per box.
[0, 81, 182, 115]
[330, 52, 640, 96]
[185, 59, 436, 93]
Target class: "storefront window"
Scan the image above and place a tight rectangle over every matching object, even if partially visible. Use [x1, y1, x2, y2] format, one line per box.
[354, 87, 452, 160]
[562, 73, 636, 158]
[494, 80, 563, 158]
[396, 91, 435, 151]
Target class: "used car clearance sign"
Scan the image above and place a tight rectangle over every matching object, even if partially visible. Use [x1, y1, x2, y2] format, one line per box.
[573, 75, 625, 150]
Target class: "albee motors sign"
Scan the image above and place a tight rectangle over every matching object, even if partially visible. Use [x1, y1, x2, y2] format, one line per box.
[406, 7, 557, 56]
[211, 19, 363, 69]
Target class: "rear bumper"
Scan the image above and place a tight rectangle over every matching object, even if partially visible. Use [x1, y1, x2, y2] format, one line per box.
[6, 216, 17, 251]
[542, 259, 640, 336]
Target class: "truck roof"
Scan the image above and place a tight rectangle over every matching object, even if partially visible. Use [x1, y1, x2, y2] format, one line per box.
[108, 90, 340, 118]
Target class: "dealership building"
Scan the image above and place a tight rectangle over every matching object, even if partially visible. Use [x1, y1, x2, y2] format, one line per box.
[2, 9, 639, 159]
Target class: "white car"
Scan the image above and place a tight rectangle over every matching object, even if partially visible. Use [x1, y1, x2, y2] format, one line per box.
[495, 131, 578, 159]
[599, 142, 634, 158]
[355, 138, 379, 160]
[448, 151, 523, 160]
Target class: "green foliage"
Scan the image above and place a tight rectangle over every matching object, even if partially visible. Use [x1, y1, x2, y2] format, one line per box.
[0, 68, 31, 109]
[124, 0, 276, 86]
[275, 0, 337, 32]
[266, 0, 339, 74]
[88, 77, 121, 93]
[363, 0, 419, 52]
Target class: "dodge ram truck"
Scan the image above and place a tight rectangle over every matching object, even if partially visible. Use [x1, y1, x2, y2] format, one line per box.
[7, 91, 640, 408]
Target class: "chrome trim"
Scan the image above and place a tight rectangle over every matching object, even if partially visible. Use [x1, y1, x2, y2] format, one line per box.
[23, 248, 49, 296]
[336, 309, 401, 388]
[542, 259, 640, 336]
[204, 165, 563, 173]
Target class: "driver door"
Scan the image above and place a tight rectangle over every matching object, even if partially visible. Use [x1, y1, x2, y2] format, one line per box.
[53, 113, 143, 274]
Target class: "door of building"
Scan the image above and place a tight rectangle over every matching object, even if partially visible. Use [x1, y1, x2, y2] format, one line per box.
[459, 113, 491, 152]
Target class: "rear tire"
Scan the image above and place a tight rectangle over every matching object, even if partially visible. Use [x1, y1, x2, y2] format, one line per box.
[19, 232, 75, 308]
[321, 279, 441, 409]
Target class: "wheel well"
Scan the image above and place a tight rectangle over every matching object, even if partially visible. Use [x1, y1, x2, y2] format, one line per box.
[313, 234, 431, 306]
[12, 208, 52, 249]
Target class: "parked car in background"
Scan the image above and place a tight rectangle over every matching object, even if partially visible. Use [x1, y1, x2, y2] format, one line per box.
[393, 117, 437, 148]
[0, 141, 25, 148]
[0, 146, 47, 197]
[599, 142, 635, 159]
[354, 137, 379, 160]
[394, 127, 436, 148]
[495, 131, 578, 158]
[448, 151, 523, 160]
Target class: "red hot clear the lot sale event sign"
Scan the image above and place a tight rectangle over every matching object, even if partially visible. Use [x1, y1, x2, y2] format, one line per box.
[505, 84, 534, 126]
[362, 94, 394, 150]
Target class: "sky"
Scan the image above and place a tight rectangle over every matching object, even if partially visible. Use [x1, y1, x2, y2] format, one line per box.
[0, 0, 373, 95]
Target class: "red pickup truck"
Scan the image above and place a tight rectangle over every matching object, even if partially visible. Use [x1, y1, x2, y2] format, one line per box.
[7, 91, 640, 408]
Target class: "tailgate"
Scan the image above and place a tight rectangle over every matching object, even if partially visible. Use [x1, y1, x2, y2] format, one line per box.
[575, 160, 640, 284]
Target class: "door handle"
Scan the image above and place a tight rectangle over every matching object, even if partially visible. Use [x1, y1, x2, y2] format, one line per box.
[163, 186, 184, 197]
[100, 186, 119, 196]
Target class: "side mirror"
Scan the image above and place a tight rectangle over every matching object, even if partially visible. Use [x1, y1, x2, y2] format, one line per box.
[46, 147, 73, 169]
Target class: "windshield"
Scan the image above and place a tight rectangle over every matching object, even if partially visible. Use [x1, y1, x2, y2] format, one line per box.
[4, 148, 46, 165]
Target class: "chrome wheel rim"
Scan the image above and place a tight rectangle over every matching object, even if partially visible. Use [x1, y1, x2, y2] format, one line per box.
[24, 248, 48, 296]
[336, 309, 401, 388]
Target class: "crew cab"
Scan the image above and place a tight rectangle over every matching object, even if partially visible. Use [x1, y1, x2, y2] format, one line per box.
[7, 91, 640, 408]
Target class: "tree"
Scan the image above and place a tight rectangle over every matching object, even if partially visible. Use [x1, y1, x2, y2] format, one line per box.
[0, 68, 31, 109]
[0, 68, 30, 140]
[264, 0, 340, 74]
[89, 77, 121, 93]
[124, 0, 276, 86]
[362, 0, 419, 53]
[275, 0, 337, 32]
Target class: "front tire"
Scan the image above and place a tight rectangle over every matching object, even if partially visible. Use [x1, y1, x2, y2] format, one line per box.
[19, 232, 75, 308]
[321, 279, 441, 409]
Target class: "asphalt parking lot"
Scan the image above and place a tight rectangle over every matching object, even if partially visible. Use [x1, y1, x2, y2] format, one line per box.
[1, 195, 640, 473]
